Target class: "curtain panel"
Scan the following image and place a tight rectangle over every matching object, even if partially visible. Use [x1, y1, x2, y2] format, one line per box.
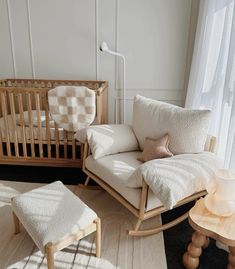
[185, 0, 235, 170]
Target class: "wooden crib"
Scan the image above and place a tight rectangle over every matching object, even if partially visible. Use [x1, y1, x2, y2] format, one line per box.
[0, 78, 108, 167]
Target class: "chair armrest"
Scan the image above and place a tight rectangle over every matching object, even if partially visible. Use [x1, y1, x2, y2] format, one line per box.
[75, 124, 139, 159]
[204, 135, 217, 153]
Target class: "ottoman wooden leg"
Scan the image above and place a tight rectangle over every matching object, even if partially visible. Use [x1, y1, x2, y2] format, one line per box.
[12, 212, 20, 234]
[228, 246, 235, 269]
[183, 231, 207, 269]
[45, 243, 55, 269]
[95, 218, 101, 258]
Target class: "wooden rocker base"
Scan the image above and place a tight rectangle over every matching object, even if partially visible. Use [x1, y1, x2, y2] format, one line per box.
[78, 181, 187, 237]
[80, 166, 206, 237]
[128, 212, 189, 236]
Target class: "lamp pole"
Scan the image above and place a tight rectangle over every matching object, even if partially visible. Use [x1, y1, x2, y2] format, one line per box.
[100, 41, 126, 124]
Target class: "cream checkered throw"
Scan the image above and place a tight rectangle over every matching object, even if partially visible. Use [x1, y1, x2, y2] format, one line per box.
[48, 86, 96, 132]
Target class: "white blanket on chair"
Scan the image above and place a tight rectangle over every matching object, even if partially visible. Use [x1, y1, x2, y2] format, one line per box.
[126, 152, 221, 209]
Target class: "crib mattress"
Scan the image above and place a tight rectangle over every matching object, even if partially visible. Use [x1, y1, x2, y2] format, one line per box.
[0, 113, 74, 143]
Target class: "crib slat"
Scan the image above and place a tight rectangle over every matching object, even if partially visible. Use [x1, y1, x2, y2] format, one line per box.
[0, 129, 3, 156]
[63, 130, 68, 159]
[0, 95, 3, 156]
[26, 93, 35, 158]
[34, 92, 43, 158]
[72, 138, 76, 159]
[54, 123, 60, 159]
[9, 93, 19, 157]
[44, 93, 51, 159]
[0, 92, 11, 156]
[96, 94, 102, 124]
[18, 93, 27, 157]
[80, 142, 84, 162]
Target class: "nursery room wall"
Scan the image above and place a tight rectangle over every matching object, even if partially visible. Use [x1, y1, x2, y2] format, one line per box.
[0, 0, 199, 124]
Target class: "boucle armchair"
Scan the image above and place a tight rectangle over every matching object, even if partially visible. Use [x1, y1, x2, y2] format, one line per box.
[76, 95, 217, 236]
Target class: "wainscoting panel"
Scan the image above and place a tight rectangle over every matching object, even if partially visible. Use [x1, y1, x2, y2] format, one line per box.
[0, 0, 199, 123]
[8, 0, 33, 78]
[0, 0, 15, 77]
[118, 0, 191, 91]
[28, 0, 96, 80]
[97, 0, 117, 122]
[115, 88, 185, 124]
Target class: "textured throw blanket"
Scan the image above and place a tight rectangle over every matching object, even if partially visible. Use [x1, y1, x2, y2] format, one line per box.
[126, 152, 221, 209]
[48, 86, 96, 132]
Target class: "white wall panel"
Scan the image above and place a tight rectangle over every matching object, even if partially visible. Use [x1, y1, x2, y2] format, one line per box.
[115, 88, 185, 124]
[0, 0, 14, 77]
[118, 0, 191, 90]
[29, 0, 96, 79]
[98, 0, 117, 122]
[9, 0, 33, 77]
[0, 0, 198, 123]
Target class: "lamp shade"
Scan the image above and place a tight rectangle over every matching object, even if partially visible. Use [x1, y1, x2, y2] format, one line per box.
[204, 169, 235, 216]
[214, 169, 235, 200]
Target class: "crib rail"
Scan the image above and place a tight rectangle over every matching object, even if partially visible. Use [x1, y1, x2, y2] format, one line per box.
[0, 78, 108, 167]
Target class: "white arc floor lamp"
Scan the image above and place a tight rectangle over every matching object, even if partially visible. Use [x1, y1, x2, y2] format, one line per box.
[100, 41, 126, 124]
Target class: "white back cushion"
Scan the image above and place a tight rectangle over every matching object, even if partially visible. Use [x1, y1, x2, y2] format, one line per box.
[132, 95, 211, 154]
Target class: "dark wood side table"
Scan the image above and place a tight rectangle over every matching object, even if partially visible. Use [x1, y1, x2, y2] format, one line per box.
[183, 198, 235, 269]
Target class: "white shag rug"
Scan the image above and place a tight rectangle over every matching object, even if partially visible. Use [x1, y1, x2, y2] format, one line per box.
[0, 180, 167, 269]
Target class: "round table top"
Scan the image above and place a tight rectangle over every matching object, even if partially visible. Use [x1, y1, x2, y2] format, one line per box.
[189, 198, 235, 247]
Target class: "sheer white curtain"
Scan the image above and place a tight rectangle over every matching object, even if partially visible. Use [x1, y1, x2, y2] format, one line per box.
[185, 0, 235, 171]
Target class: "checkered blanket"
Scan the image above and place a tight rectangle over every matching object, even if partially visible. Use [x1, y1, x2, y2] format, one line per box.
[48, 86, 96, 132]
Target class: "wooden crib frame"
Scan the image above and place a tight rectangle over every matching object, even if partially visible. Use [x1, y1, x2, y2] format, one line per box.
[0, 78, 108, 167]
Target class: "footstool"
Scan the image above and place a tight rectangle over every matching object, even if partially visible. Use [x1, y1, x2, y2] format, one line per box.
[11, 181, 101, 269]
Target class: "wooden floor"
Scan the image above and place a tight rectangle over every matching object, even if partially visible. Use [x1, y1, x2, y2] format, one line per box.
[0, 180, 167, 269]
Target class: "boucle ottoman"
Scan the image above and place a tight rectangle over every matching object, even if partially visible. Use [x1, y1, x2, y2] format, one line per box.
[11, 181, 101, 269]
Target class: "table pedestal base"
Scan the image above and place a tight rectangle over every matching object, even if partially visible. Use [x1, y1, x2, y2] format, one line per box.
[228, 247, 235, 269]
[183, 231, 235, 269]
[183, 231, 208, 269]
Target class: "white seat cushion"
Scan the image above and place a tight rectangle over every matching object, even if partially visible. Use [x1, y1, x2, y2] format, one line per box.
[11, 181, 97, 253]
[85, 152, 163, 211]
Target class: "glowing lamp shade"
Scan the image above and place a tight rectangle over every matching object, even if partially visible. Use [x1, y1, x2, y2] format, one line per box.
[205, 169, 235, 216]
[214, 169, 235, 200]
